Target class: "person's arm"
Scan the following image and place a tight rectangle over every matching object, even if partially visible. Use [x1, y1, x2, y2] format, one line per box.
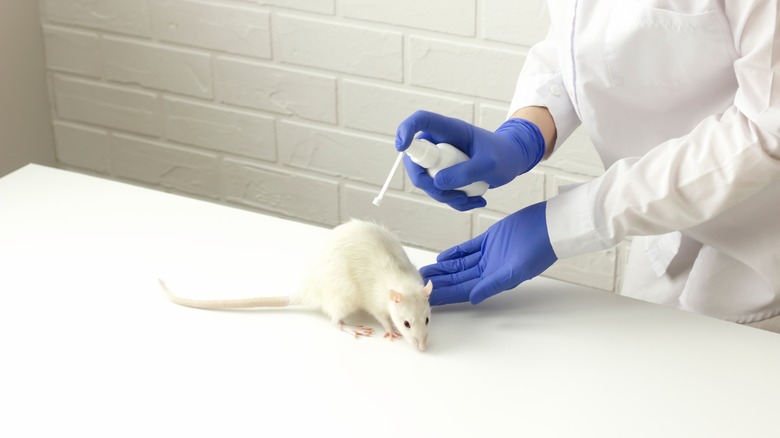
[507, 25, 580, 155]
[547, 2, 780, 259]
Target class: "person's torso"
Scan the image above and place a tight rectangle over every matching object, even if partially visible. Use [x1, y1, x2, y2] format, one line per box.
[549, 0, 780, 321]
[548, 0, 738, 166]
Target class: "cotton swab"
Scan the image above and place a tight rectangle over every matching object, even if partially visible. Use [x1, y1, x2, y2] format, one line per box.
[372, 151, 404, 207]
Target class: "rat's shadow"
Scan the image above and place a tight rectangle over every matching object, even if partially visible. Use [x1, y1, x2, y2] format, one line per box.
[426, 283, 591, 352]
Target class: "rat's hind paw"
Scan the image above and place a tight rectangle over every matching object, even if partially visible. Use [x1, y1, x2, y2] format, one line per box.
[338, 322, 374, 338]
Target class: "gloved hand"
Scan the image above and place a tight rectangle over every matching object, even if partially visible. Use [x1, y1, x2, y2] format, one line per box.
[420, 201, 557, 305]
[396, 110, 546, 211]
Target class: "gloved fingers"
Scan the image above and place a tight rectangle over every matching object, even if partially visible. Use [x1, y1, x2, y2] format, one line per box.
[423, 259, 482, 307]
[444, 196, 486, 211]
[403, 156, 468, 205]
[419, 251, 482, 277]
[433, 158, 494, 191]
[425, 263, 482, 293]
[436, 233, 486, 262]
[395, 115, 418, 152]
[451, 196, 486, 211]
[395, 110, 471, 153]
[469, 266, 522, 305]
[404, 154, 484, 210]
[415, 131, 437, 143]
[428, 277, 481, 306]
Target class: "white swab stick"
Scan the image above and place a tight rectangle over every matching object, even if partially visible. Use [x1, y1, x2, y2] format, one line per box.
[372, 151, 404, 207]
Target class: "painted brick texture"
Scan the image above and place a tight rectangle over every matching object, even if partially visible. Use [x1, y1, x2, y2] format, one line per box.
[39, 0, 620, 291]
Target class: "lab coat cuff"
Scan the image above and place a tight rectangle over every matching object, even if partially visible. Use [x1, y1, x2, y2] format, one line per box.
[546, 182, 609, 259]
[508, 73, 580, 152]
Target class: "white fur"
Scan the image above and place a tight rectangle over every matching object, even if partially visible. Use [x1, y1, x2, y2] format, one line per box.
[295, 219, 431, 350]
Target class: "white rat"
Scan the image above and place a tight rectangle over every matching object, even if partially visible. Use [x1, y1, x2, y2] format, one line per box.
[160, 219, 432, 351]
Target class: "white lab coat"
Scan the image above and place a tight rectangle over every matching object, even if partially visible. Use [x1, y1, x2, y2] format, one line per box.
[509, 0, 780, 323]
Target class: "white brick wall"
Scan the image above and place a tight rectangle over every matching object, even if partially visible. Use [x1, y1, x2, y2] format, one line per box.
[277, 120, 402, 187]
[340, 0, 476, 37]
[215, 57, 337, 123]
[224, 158, 340, 224]
[163, 96, 277, 161]
[103, 36, 213, 98]
[111, 134, 221, 197]
[39, 0, 624, 292]
[54, 76, 163, 137]
[274, 14, 403, 81]
[341, 80, 474, 136]
[40, 0, 152, 37]
[42, 26, 102, 77]
[150, 0, 272, 58]
[482, 0, 549, 45]
[409, 36, 525, 101]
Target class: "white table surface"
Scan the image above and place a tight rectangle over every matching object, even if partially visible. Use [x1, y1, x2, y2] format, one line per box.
[2, 164, 779, 437]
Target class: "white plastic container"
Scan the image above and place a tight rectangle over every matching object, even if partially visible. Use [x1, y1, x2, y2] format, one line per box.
[405, 137, 488, 197]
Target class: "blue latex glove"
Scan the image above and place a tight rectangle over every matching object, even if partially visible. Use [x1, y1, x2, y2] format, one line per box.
[420, 201, 557, 305]
[396, 110, 546, 211]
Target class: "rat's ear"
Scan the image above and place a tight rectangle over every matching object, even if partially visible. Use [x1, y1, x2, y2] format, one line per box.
[422, 280, 433, 297]
[390, 290, 404, 303]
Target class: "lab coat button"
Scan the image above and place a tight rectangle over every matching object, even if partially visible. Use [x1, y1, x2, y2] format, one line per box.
[550, 84, 561, 97]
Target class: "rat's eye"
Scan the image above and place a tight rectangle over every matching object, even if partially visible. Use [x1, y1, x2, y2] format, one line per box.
[425, 317, 429, 325]
[404, 321, 410, 328]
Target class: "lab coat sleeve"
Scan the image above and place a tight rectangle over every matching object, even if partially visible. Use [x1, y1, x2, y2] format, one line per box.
[507, 31, 581, 152]
[546, 2, 780, 258]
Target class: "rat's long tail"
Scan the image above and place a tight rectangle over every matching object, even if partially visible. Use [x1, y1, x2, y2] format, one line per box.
[159, 279, 291, 309]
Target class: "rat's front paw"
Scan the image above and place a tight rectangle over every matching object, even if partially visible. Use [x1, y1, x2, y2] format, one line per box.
[383, 331, 402, 341]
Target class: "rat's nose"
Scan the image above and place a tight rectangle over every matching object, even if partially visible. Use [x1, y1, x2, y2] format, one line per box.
[417, 341, 426, 351]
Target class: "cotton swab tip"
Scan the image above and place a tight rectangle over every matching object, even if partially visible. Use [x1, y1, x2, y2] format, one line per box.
[372, 151, 404, 208]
